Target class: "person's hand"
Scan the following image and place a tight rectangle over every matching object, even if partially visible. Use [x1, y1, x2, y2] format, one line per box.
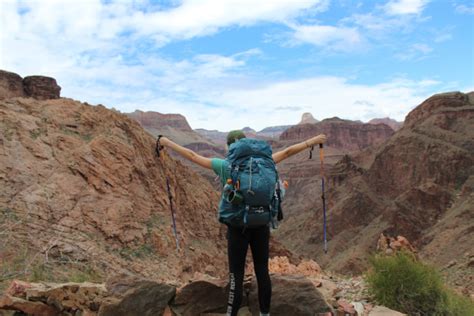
[309, 134, 326, 146]
[159, 136, 171, 147]
[317, 134, 327, 144]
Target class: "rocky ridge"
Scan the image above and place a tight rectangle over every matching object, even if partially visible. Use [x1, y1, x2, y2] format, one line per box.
[0, 71, 231, 290]
[277, 92, 474, 295]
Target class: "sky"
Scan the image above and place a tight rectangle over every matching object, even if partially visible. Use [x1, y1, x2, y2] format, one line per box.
[1, 0, 473, 131]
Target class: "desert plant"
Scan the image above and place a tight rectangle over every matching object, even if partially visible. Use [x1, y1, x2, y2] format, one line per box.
[366, 251, 474, 315]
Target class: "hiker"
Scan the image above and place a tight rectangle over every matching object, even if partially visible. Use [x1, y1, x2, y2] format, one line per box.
[158, 131, 327, 316]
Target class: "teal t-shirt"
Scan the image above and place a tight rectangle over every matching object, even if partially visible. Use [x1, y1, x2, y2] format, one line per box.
[211, 158, 230, 186]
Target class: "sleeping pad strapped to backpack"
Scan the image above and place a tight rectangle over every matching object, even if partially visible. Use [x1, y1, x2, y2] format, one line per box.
[218, 138, 283, 228]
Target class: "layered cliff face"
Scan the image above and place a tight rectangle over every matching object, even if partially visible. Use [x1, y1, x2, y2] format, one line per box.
[280, 117, 395, 152]
[0, 92, 229, 289]
[368, 117, 403, 131]
[126, 110, 226, 157]
[276, 92, 474, 292]
[126, 110, 226, 186]
[126, 110, 193, 132]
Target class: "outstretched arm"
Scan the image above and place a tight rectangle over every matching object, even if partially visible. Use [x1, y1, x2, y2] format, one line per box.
[159, 136, 213, 169]
[272, 134, 327, 163]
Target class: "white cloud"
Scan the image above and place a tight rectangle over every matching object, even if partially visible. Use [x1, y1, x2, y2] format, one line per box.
[455, 4, 474, 14]
[187, 76, 441, 130]
[1, 0, 328, 46]
[287, 23, 363, 51]
[130, 0, 327, 40]
[395, 43, 433, 61]
[384, 0, 430, 15]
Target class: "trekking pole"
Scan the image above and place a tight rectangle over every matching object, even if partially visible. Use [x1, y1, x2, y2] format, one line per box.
[319, 143, 328, 254]
[156, 136, 180, 251]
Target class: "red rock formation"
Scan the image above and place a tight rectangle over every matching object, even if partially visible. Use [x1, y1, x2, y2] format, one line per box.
[23, 75, 61, 100]
[0, 70, 26, 99]
[0, 96, 228, 288]
[280, 117, 394, 151]
[127, 110, 193, 132]
[0, 70, 61, 100]
[368, 117, 402, 131]
[276, 91, 474, 284]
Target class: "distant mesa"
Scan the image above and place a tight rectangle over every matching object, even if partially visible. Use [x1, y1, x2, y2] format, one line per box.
[0, 69, 61, 100]
[281, 116, 394, 151]
[368, 117, 403, 131]
[298, 112, 318, 125]
[242, 126, 256, 134]
[257, 125, 293, 138]
[126, 110, 193, 132]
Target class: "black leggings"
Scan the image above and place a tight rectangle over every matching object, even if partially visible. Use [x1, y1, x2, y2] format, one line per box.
[226, 225, 271, 316]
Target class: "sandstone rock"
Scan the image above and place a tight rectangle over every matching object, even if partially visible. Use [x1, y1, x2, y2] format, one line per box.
[99, 278, 175, 316]
[368, 305, 406, 315]
[248, 275, 332, 316]
[268, 256, 321, 277]
[336, 299, 356, 315]
[23, 75, 61, 100]
[6, 280, 32, 298]
[0, 294, 58, 316]
[389, 236, 416, 253]
[0, 70, 25, 99]
[170, 277, 230, 316]
[23, 282, 106, 314]
[378, 234, 417, 256]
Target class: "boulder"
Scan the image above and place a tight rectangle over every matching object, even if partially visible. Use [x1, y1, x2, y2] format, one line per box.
[336, 299, 356, 315]
[170, 276, 230, 316]
[24, 282, 106, 313]
[248, 274, 332, 316]
[0, 69, 25, 99]
[99, 276, 176, 316]
[23, 75, 61, 100]
[0, 294, 58, 316]
[368, 305, 407, 315]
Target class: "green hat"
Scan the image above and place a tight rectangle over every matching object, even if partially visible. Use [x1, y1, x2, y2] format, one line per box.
[226, 130, 246, 146]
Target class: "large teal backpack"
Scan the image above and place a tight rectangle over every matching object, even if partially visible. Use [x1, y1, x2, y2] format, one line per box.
[218, 138, 283, 228]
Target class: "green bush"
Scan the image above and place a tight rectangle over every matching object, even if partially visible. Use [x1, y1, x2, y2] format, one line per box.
[366, 251, 474, 315]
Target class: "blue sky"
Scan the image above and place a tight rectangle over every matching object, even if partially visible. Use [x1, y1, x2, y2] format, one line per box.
[1, 0, 473, 131]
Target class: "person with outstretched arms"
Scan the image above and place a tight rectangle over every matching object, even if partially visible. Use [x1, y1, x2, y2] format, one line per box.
[159, 131, 327, 316]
